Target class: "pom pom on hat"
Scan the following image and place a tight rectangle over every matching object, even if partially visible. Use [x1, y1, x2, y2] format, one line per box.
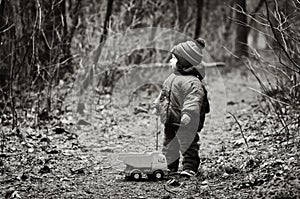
[195, 38, 205, 48]
[171, 38, 205, 67]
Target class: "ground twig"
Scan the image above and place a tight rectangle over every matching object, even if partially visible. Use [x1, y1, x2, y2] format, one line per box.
[229, 112, 249, 148]
[163, 184, 177, 195]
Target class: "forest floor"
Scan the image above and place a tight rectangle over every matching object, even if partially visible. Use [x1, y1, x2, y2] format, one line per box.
[1, 67, 300, 199]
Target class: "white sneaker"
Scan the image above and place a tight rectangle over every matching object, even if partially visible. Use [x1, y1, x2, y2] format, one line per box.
[180, 170, 196, 177]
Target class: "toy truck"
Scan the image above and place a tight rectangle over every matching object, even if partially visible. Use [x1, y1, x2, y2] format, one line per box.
[117, 151, 168, 180]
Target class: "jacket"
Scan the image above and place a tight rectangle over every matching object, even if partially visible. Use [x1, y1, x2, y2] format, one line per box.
[159, 71, 209, 130]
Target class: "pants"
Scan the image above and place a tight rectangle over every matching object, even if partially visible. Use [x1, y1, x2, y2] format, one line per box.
[162, 124, 200, 173]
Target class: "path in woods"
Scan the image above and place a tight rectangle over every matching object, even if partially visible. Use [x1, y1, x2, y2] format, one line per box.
[2, 67, 299, 199]
[78, 67, 261, 159]
[71, 67, 264, 198]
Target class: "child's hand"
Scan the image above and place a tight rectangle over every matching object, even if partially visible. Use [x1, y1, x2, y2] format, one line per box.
[151, 104, 160, 115]
[181, 114, 191, 125]
[151, 100, 160, 115]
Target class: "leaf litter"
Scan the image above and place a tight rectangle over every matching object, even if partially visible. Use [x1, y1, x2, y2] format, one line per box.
[1, 69, 300, 198]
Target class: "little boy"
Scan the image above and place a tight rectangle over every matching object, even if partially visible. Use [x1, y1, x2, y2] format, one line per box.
[154, 38, 209, 177]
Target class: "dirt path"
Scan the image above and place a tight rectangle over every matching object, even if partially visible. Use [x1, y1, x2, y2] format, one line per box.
[2, 68, 299, 199]
[71, 68, 263, 198]
[77, 67, 261, 157]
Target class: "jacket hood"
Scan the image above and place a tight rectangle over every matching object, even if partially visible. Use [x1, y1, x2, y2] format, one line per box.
[175, 64, 205, 80]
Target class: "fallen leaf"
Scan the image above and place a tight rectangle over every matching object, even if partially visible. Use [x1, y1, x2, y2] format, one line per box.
[54, 127, 66, 134]
[201, 180, 208, 185]
[227, 101, 237, 105]
[20, 173, 29, 181]
[222, 172, 230, 178]
[28, 148, 34, 153]
[0, 153, 8, 158]
[70, 168, 85, 175]
[77, 119, 91, 126]
[233, 138, 244, 148]
[40, 137, 51, 143]
[5, 190, 21, 199]
[133, 106, 148, 114]
[39, 165, 51, 174]
[46, 149, 60, 154]
[247, 136, 259, 142]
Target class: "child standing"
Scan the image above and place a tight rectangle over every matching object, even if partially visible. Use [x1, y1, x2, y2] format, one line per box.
[154, 38, 210, 177]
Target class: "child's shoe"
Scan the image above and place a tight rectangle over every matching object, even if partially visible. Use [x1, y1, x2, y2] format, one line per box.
[180, 170, 196, 178]
[167, 168, 178, 176]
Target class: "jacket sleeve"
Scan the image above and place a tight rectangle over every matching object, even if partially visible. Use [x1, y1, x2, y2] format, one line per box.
[181, 79, 205, 117]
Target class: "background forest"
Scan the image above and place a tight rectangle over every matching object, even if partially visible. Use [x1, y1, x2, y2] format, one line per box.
[0, 0, 300, 198]
[0, 0, 299, 118]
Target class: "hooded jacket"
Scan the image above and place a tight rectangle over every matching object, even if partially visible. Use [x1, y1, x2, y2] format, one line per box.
[159, 67, 209, 131]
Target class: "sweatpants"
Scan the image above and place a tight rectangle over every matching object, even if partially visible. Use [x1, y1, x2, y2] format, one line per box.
[162, 124, 200, 173]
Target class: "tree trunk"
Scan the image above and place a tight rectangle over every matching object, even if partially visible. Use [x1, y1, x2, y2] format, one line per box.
[60, 0, 82, 75]
[234, 0, 249, 58]
[93, 0, 114, 64]
[176, 0, 185, 31]
[194, 0, 204, 39]
[0, 0, 6, 85]
[223, 0, 235, 41]
[100, 0, 114, 44]
[0, 0, 5, 31]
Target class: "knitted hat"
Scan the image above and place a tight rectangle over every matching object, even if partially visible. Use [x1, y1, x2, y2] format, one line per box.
[171, 38, 205, 67]
[171, 38, 206, 79]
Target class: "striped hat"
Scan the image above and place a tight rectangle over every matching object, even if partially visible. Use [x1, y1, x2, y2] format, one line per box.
[171, 38, 205, 67]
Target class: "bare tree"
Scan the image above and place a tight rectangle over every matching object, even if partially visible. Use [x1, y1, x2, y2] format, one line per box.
[264, 0, 300, 71]
[0, 0, 5, 30]
[234, 0, 249, 58]
[194, 0, 204, 39]
[90, 0, 115, 70]
[175, 0, 186, 31]
[81, 0, 115, 95]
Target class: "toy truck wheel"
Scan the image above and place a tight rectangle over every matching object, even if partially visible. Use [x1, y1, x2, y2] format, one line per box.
[131, 172, 141, 180]
[154, 170, 164, 180]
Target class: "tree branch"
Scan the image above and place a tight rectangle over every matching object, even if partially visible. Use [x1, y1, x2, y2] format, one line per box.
[264, 0, 300, 72]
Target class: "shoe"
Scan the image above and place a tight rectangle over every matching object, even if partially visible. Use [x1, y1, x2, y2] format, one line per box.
[167, 169, 178, 176]
[167, 167, 178, 173]
[180, 170, 196, 177]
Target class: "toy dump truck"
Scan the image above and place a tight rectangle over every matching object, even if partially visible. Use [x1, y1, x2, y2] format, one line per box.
[117, 151, 168, 180]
